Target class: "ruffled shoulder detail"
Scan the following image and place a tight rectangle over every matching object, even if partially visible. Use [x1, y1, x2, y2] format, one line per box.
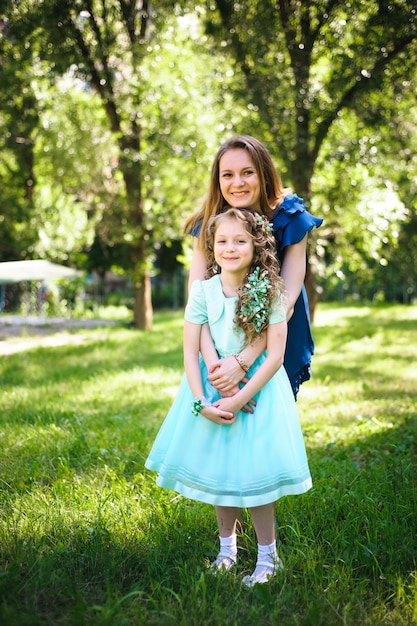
[189, 219, 202, 237]
[184, 280, 207, 324]
[277, 193, 307, 216]
[184, 276, 225, 325]
[271, 193, 323, 252]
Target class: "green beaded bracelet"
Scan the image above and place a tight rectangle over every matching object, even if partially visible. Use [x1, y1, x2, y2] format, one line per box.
[192, 398, 206, 416]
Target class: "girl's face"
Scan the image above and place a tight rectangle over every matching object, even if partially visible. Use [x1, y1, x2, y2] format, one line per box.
[214, 217, 254, 278]
[219, 149, 261, 212]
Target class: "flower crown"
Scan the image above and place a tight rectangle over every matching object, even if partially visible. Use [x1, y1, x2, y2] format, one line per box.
[237, 266, 271, 334]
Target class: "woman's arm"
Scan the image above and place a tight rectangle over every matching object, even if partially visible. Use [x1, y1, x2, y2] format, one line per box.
[188, 238, 208, 290]
[280, 235, 307, 321]
[207, 336, 266, 392]
[213, 320, 287, 415]
[183, 320, 235, 424]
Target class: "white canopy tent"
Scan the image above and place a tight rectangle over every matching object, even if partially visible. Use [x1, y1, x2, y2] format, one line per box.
[0, 260, 83, 284]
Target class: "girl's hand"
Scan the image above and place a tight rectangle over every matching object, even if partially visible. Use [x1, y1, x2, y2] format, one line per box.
[200, 404, 236, 425]
[218, 388, 256, 414]
[213, 396, 242, 416]
[214, 379, 257, 414]
[208, 356, 245, 392]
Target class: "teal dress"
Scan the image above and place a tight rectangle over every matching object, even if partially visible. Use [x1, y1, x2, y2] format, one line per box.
[145, 275, 312, 508]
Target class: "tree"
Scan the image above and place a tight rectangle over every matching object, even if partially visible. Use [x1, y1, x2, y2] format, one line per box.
[0, 11, 39, 259]
[2, 1, 241, 327]
[312, 57, 417, 302]
[32, 68, 119, 265]
[3, 0, 204, 328]
[203, 0, 417, 308]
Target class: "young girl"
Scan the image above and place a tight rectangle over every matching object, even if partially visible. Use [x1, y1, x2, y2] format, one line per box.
[145, 209, 312, 587]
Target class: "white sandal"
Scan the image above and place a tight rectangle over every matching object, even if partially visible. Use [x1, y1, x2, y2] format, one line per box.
[242, 557, 283, 587]
[209, 552, 237, 572]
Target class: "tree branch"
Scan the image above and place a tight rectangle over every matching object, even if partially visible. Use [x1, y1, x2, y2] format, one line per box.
[67, 11, 121, 135]
[312, 34, 417, 164]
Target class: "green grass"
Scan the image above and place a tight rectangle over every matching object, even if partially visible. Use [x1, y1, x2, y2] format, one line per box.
[0, 304, 416, 625]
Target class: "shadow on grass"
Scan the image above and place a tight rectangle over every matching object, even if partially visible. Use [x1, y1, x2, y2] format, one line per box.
[0, 306, 416, 624]
[0, 415, 416, 626]
[0, 330, 184, 391]
[314, 314, 417, 348]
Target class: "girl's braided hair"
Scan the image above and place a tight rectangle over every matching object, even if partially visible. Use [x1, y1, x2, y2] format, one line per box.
[206, 208, 285, 343]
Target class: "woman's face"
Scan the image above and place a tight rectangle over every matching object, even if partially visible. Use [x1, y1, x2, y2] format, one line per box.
[218, 148, 261, 212]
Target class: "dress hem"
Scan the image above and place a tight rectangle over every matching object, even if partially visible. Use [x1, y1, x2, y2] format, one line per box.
[149, 471, 312, 507]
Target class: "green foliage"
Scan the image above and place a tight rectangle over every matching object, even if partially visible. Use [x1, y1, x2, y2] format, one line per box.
[203, 0, 417, 302]
[1, 1, 417, 309]
[205, 1, 417, 178]
[0, 2, 246, 327]
[0, 304, 416, 624]
[312, 90, 417, 302]
[0, 6, 40, 258]
[32, 73, 120, 263]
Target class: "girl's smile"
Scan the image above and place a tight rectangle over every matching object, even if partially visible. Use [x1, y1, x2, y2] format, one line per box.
[214, 217, 254, 284]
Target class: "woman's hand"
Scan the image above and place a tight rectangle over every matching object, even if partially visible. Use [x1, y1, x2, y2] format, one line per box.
[208, 355, 245, 392]
[209, 356, 256, 413]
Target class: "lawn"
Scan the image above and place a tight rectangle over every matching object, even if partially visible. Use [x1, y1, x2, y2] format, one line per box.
[0, 303, 416, 625]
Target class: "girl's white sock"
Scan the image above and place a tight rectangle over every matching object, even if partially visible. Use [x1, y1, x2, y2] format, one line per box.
[242, 541, 284, 586]
[256, 541, 277, 568]
[241, 541, 283, 586]
[219, 533, 237, 561]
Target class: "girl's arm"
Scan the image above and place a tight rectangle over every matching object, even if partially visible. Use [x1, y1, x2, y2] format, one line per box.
[183, 320, 235, 424]
[200, 322, 221, 369]
[213, 320, 287, 415]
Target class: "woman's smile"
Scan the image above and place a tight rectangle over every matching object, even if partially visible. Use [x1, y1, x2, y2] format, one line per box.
[219, 149, 261, 211]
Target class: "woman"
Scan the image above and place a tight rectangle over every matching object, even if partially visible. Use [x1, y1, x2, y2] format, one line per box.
[184, 135, 323, 399]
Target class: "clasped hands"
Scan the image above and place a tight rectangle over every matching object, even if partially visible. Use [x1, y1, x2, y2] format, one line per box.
[207, 354, 256, 417]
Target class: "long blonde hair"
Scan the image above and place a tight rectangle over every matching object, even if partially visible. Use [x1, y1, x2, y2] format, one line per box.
[184, 135, 285, 250]
[206, 208, 285, 343]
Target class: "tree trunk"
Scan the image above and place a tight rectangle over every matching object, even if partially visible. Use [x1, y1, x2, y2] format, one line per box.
[119, 124, 154, 331]
[133, 268, 153, 330]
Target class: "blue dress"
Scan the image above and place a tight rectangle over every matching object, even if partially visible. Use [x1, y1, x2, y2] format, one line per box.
[145, 275, 312, 508]
[270, 194, 323, 396]
[191, 195, 323, 398]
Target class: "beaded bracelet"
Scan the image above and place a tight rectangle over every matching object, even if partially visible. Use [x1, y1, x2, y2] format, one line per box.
[192, 398, 206, 416]
[234, 353, 249, 373]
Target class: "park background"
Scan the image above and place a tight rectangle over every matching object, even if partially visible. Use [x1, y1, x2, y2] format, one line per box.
[0, 1, 416, 625]
[1, 0, 416, 322]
